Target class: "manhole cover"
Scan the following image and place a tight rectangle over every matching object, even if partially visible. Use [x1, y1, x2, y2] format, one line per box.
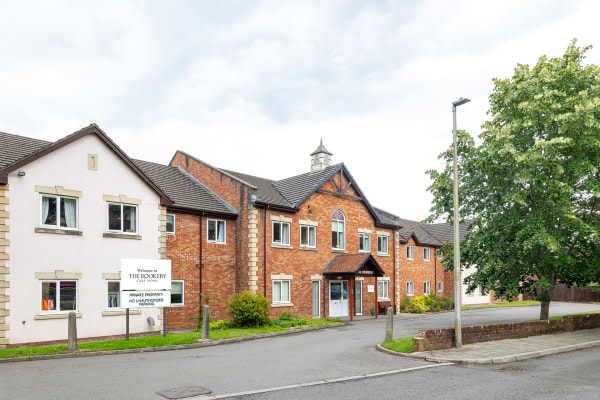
[495, 367, 522, 373]
[156, 386, 212, 399]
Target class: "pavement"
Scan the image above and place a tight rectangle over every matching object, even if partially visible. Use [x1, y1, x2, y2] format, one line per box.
[378, 328, 600, 364]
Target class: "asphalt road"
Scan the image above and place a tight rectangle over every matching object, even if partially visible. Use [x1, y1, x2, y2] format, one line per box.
[1, 302, 599, 400]
[229, 346, 600, 400]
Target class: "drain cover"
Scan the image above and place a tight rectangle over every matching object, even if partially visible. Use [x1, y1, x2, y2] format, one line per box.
[156, 386, 212, 399]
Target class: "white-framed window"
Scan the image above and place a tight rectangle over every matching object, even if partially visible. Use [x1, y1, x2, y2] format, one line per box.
[438, 281, 443, 293]
[41, 280, 77, 312]
[171, 280, 184, 306]
[377, 280, 389, 300]
[377, 235, 388, 254]
[273, 280, 291, 303]
[166, 214, 175, 235]
[312, 280, 320, 318]
[424, 281, 431, 295]
[41, 194, 78, 229]
[107, 280, 121, 309]
[207, 219, 226, 243]
[300, 225, 316, 248]
[107, 202, 137, 233]
[359, 233, 371, 252]
[424, 247, 431, 261]
[331, 210, 345, 249]
[406, 245, 414, 260]
[272, 221, 290, 245]
[406, 281, 414, 296]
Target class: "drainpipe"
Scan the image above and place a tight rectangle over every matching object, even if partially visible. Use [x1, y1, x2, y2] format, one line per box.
[263, 205, 269, 297]
[392, 231, 397, 313]
[199, 212, 204, 319]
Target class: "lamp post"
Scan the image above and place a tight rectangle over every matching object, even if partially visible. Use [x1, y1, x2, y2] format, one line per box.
[452, 97, 470, 348]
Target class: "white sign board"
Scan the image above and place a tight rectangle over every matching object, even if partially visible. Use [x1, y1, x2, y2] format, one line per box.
[121, 291, 171, 308]
[367, 285, 375, 293]
[121, 259, 172, 291]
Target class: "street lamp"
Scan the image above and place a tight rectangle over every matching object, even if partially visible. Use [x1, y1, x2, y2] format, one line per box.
[452, 97, 470, 348]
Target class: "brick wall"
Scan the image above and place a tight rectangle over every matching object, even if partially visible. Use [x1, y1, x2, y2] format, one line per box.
[255, 187, 396, 319]
[412, 313, 600, 351]
[166, 211, 237, 329]
[398, 237, 453, 300]
[170, 152, 250, 294]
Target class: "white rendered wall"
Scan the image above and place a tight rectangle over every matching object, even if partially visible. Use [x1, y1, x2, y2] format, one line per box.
[6, 134, 163, 345]
[461, 265, 491, 305]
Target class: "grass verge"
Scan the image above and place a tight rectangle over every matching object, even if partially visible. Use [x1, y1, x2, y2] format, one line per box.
[0, 318, 340, 360]
[381, 337, 414, 353]
[462, 300, 540, 310]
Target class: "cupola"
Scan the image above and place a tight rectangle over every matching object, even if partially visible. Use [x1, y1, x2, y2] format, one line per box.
[310, 139, 333, 172]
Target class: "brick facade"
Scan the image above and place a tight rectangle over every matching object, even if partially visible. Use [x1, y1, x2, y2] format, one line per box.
[397, 237, 453, 302]
[165, 211, 237, 329]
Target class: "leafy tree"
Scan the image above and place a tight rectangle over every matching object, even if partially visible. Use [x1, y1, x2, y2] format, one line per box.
[427, 40, 600, 320]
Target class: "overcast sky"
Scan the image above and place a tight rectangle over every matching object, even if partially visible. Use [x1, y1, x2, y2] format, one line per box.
[2, 0, 599, 222]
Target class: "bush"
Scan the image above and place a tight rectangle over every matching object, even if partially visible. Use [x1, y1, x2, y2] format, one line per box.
[410, 296, 430, 313]
[209, 319, 233, 330]
[399, 296, 412, 312]
[228, 291, 270, 327]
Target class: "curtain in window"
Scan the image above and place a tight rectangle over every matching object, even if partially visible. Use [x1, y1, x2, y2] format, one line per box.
[281, 281, 290, 302]
[217, 221, 225, 242]
[282, 223, 289, 245]
[42, 196, 51, 225]
[63, 198, 77, 228]
[309, 227, 315, 246]
[273, 281, 281, 302]
[123, 205, 136, 232]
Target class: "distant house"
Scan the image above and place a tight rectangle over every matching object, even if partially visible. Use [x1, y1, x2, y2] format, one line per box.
[421, 222, 492, 305]
[0, 125, 172, 348]
[395, 218, 453, 301]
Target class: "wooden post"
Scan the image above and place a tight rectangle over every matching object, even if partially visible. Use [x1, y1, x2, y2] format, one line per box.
[375, 278, 379, 318]
[349, 277, 354, 321]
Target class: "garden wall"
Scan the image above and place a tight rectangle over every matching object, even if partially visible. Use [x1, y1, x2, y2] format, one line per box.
[412, 313, 600, 352]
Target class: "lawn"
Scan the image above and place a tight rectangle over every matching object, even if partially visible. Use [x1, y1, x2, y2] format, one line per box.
[0, 318, 341, 359]
[462, 300, 540, 310]
[381, 337, 414, 353]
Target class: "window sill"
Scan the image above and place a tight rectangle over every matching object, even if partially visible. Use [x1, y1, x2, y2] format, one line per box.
[35, 312, 82, 320]
[169, 304, 184, 308]
[300, 246, 318, 251]
[271, 244, 293, 250]
[102, 309, 141, 316]
[35, 227, 82, 236]
[377, 253, 390, 257]
[103, 232, 142, 240]
[331, 248, 347, 253]
[271, 302, 294, 308]
[207, 241, 227, 245]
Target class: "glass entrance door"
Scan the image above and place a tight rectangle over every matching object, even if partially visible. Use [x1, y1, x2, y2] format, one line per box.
[329, 280, 349, 317]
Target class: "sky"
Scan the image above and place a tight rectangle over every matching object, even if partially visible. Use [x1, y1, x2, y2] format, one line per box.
[1, 0, 599, 222]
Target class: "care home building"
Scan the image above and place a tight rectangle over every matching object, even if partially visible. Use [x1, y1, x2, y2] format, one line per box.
[1, 125, 464, 347]
[0, 125, 172, 348]
[169, 141, 403, 319]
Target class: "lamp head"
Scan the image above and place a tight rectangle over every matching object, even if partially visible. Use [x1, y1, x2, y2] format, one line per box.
[452, 97, 471, 107]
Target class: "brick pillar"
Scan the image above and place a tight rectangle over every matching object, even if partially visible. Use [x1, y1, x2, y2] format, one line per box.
[247, 207, 259, 292]
[157, 204, 167, 260]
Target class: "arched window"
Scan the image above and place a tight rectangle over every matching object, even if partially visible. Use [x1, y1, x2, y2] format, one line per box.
[331, 210, 345, 249]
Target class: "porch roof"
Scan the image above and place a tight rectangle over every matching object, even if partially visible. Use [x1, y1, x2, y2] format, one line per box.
[323, 253, 385, 278]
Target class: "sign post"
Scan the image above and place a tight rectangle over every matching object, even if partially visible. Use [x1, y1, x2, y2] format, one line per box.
[121, 259, 171, 340]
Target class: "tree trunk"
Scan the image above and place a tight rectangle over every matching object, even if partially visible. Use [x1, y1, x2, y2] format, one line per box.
[539, 287, 552, 320]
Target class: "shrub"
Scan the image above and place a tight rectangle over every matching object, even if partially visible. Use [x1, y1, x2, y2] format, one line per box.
[399, 296, 412, 312]
[209, 319, 233, 330]
[410, 296, 430, 313]
[228, 291, 270, 327]
[277, 309, 295, 321]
